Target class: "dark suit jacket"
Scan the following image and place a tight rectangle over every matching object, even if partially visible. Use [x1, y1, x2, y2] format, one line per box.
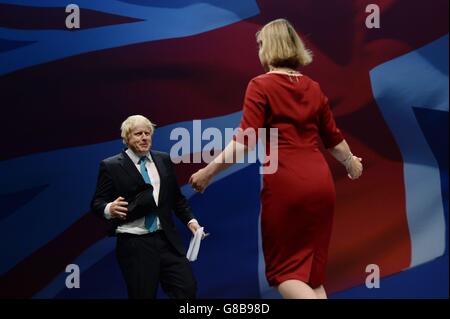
[91, 149, 195, 255]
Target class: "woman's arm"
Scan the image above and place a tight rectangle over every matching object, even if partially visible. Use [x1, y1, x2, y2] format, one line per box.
[328, 139, 363, 179]
[189, 140, 249, 193]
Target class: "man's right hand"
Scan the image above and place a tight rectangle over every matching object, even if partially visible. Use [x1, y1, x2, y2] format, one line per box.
[110, 196, 128, 219]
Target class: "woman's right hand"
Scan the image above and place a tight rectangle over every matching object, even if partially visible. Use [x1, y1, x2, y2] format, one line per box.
[189, 168, 213, 193]
[346, 156, 363, 180]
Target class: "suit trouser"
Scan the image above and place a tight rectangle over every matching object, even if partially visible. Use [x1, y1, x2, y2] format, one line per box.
[115, 230, 197, 299]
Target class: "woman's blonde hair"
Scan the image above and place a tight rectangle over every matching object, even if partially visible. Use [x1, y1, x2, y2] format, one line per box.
[256, 18, 313, 70]
[120, 115, 156, 144]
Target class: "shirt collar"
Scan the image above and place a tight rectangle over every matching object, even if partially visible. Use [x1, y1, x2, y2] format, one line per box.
[125, 148, 153, 165]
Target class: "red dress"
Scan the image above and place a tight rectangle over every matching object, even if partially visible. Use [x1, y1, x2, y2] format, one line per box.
[234, 72, 344, 288]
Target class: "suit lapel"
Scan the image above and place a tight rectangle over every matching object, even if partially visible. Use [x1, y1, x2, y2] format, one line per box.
[151, 150, 167, 205]
[118, 150, 146, 187]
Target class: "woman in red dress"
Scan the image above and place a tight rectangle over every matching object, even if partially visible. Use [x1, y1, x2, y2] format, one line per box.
[190, 19, 363, 299]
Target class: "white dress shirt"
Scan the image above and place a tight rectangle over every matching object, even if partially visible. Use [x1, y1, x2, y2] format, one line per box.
[104, 149, 196, 234]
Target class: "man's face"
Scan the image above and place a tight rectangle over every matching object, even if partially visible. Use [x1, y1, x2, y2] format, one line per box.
[127, 123, 151, 155]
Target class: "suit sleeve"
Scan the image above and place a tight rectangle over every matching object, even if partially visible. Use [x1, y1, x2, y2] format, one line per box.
[90, 161, 116, 219]
[165, 155, 196, 225]
[318, 91, 344, 148]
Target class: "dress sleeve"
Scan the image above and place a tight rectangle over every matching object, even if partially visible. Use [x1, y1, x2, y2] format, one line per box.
[319, 92, 344, 148]
[233, 79, 266, 148]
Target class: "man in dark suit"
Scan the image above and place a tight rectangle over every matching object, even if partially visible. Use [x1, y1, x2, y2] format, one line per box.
[91, 114, 202, 299]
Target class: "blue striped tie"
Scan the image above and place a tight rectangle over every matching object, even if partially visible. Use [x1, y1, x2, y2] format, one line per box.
[139, 156, 157, 232]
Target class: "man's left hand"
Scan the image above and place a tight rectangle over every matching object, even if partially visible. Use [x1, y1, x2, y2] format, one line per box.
[188, 221, 201, 235]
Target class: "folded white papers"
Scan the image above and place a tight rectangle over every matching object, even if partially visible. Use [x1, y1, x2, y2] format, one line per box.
[186, 227, 204, 262]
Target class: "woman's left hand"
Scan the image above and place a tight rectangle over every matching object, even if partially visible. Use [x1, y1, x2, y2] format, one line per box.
[347, 156, 363, 180]
[189, 168, 213, 193]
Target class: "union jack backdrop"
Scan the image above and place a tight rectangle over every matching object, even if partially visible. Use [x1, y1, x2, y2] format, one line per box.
[0, 0, 448, 298]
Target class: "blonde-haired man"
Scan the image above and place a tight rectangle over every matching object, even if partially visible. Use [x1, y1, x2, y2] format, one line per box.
[91, 115, 201, 299]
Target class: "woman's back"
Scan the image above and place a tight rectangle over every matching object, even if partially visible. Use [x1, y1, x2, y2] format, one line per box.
[241, 72, 343, 151]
